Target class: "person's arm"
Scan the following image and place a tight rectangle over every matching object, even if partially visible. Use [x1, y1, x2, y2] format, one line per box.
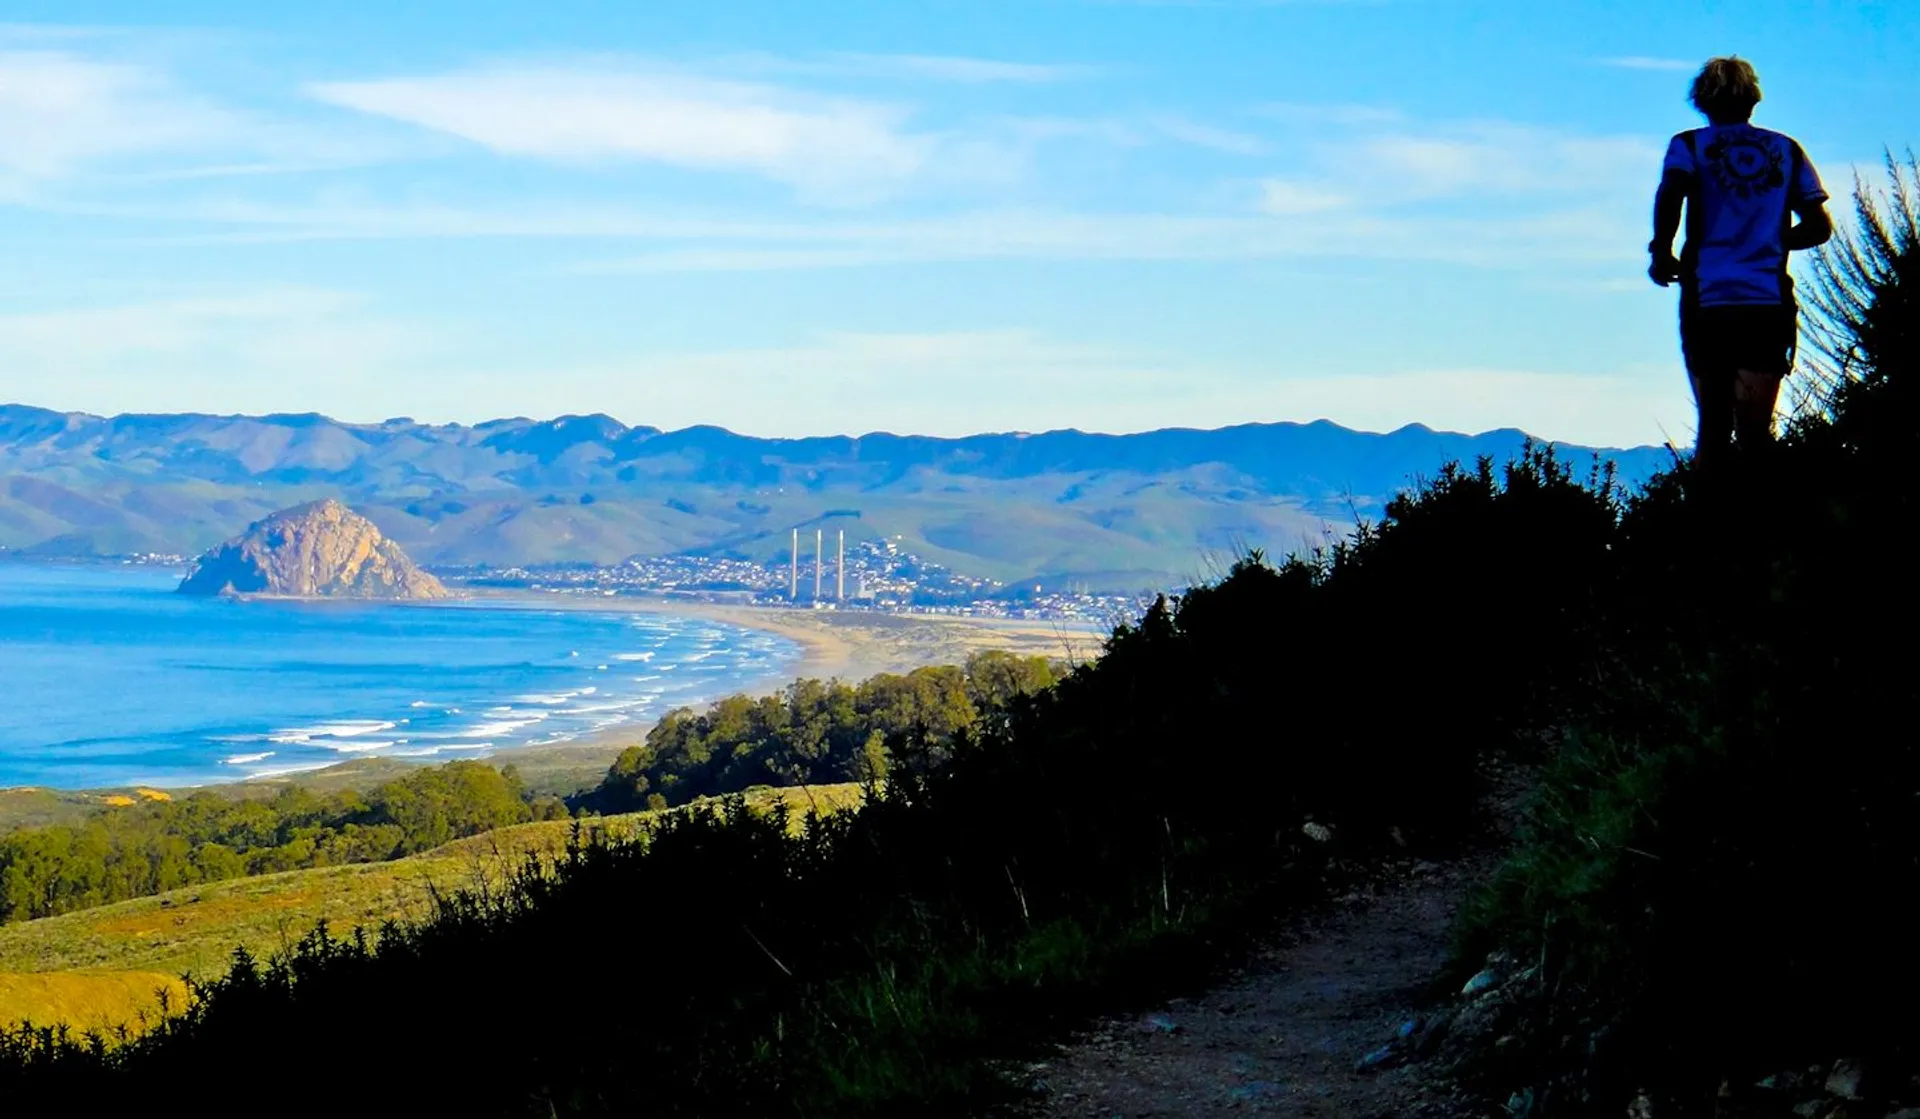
[1785, 142, 1833, 251]
[1785, 199, 1833, 251]
[1649, 168, 1688, 286]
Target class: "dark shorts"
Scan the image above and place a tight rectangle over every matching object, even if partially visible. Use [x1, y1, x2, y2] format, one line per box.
[1679, 300, 1798, 379]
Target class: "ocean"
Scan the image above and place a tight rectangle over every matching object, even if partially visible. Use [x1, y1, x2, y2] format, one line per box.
[0, 562, 800, 790]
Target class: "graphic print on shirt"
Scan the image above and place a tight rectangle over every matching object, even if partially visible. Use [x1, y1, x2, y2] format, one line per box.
[1701, 132, 1787, 200]
[1663, 124, 1826, 307]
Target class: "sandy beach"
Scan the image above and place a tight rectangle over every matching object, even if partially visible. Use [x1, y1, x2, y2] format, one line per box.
[456, 588, 1105, 683]
[0, 589, 1115, 815]
[212, 594, 1111, 801]
[633, 599, 1105, 682]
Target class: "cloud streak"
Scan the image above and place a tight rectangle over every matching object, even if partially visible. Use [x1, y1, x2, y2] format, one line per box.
[822, 52, 1099, 83]
[0, 48, 235, 182]
[1599, 56, 1696, 72]
[0, 288, 441, 417]
[310, 64, 935, 203]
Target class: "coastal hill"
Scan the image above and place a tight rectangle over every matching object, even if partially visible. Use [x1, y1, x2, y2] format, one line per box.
[176, 499, 448, 600]
[0, 406, 1670, 587]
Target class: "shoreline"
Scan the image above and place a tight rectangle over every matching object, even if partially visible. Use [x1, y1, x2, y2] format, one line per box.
[2, 590, 1103, 806]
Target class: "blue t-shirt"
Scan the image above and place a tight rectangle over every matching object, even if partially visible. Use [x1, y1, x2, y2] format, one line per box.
[1662, 123, 1827, 307]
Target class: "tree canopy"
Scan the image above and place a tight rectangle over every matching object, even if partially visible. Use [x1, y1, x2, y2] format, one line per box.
[0, 762, 562, 924]
[588, 650, 1059, 811]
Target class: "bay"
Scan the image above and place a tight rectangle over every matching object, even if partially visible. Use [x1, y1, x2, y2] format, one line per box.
[0, 562, 798, 790]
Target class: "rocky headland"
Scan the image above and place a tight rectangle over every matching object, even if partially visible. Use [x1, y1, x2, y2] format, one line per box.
[176, 499, 448, 600]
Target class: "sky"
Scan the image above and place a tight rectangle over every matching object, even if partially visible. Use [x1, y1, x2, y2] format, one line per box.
[1, 1, 1913, 447]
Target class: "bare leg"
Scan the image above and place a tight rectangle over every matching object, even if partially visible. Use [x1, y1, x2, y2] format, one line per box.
[1692, 372, 1734, 464]
[1732, 369, 1783, 447]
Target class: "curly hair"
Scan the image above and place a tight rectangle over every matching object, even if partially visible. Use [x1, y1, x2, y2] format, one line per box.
[1690, 56, 1763, 120]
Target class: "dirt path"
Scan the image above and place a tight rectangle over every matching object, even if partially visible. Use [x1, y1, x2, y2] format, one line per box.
[1025, 858, 1487, 1119]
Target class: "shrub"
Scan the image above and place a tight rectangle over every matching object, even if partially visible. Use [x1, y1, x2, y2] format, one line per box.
[1452, 160, 1920, 1115]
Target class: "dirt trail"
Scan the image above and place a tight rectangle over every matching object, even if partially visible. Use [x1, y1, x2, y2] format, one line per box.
[1025, 858, 1487, 1119]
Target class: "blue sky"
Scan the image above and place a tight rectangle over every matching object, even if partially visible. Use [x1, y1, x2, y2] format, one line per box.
[1, 1, 1913, 447]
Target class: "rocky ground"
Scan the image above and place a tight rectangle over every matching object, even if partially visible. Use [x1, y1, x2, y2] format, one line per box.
[1008, 767, 1920, 1119]
[1019, 855, 1492, 1119]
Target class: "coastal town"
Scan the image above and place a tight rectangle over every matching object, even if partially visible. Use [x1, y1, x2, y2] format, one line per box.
[442, 536, 1160, 624]
[15, 535, 1156, 624]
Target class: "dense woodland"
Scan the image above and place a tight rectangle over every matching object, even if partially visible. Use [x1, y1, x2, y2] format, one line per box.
[585, 650, 1057, 811]
[0, 762, 563, 923]
[0, 165, 1911, 1117]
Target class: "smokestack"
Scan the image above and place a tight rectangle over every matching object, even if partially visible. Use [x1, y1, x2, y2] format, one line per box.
[790, 529, 798, 601]
[814, 528, 823, 602]
[837, 530, 845, 601]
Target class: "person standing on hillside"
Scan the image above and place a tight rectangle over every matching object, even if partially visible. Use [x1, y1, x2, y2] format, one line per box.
[1648, 56, 1833, 463]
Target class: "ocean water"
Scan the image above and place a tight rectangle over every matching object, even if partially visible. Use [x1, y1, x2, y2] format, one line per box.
[0, 563, 799, 790]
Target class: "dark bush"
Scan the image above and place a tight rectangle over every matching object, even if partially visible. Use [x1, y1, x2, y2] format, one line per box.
[1452, 160, 1920, 1115]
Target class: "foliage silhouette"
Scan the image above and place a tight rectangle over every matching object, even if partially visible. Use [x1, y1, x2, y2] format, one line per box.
[1453, 162, 1918, 1115]
[0, 439, 1619, 1116]
[4, 164, 1907, 1111]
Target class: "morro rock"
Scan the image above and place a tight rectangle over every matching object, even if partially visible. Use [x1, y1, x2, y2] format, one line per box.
[178, 499, 448, 600]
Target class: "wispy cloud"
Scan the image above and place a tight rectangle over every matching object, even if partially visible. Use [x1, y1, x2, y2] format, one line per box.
[1144, 113, 1267, 155]
[596, 329, 1172, 436]
[0, 48, 235, 182]
[0, 288, 440, 416]
[553, 202, 1639, 273]
[823, 52, 1099, 83]
[0, 24, 132, 45]
[302, 57, 1261, 202]
[0, 36, 1657, 287]
[1599, 56, 1696, 72]
[1258, 179, 1348, 214]
[1258, 102, 1404, 127]
[1069, 0, 1378, 7]
[1357, 124, 1654, 199]
[706, 49, 1100, 85]
[309, 63, 932, 203]
[1239, 118, 1658, 223]
[0, 39, 434, 198]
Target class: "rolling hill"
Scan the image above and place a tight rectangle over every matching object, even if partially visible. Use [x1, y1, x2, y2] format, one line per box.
[0, 405, 1668, 588]
[0, 784, 866, 1032]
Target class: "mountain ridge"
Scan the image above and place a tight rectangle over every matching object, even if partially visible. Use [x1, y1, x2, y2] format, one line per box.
[1, 404, 1669, 588]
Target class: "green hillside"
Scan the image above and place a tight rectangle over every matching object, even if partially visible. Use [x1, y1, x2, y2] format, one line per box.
[1, 414, 1666, 586]
[0, 785, 863, 1028]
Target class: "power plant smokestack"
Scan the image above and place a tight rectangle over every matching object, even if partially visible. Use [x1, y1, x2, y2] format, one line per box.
[837, 530, 845, 602]
[790, 529, 798, 601]
[814, 528, 823, 602]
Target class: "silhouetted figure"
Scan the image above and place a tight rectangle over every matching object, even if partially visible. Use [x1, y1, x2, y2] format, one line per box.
[1649, 57, 1832, 464]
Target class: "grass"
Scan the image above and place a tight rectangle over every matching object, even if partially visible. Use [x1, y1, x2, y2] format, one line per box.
[214, 740, 636, 802]
[0, 786, 174, 831]
[0, 972, 189, 1035]
[0, 788, 104, 831]
[0, 784, 864, 1032]
[4, 741, 636, 835]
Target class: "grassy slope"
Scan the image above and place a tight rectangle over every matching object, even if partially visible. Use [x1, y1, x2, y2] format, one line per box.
[218, 739, 635, 803]
[0, 788, 110, 831]
[0, 784, 865, 1030]
[0, 742, 635, 833]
